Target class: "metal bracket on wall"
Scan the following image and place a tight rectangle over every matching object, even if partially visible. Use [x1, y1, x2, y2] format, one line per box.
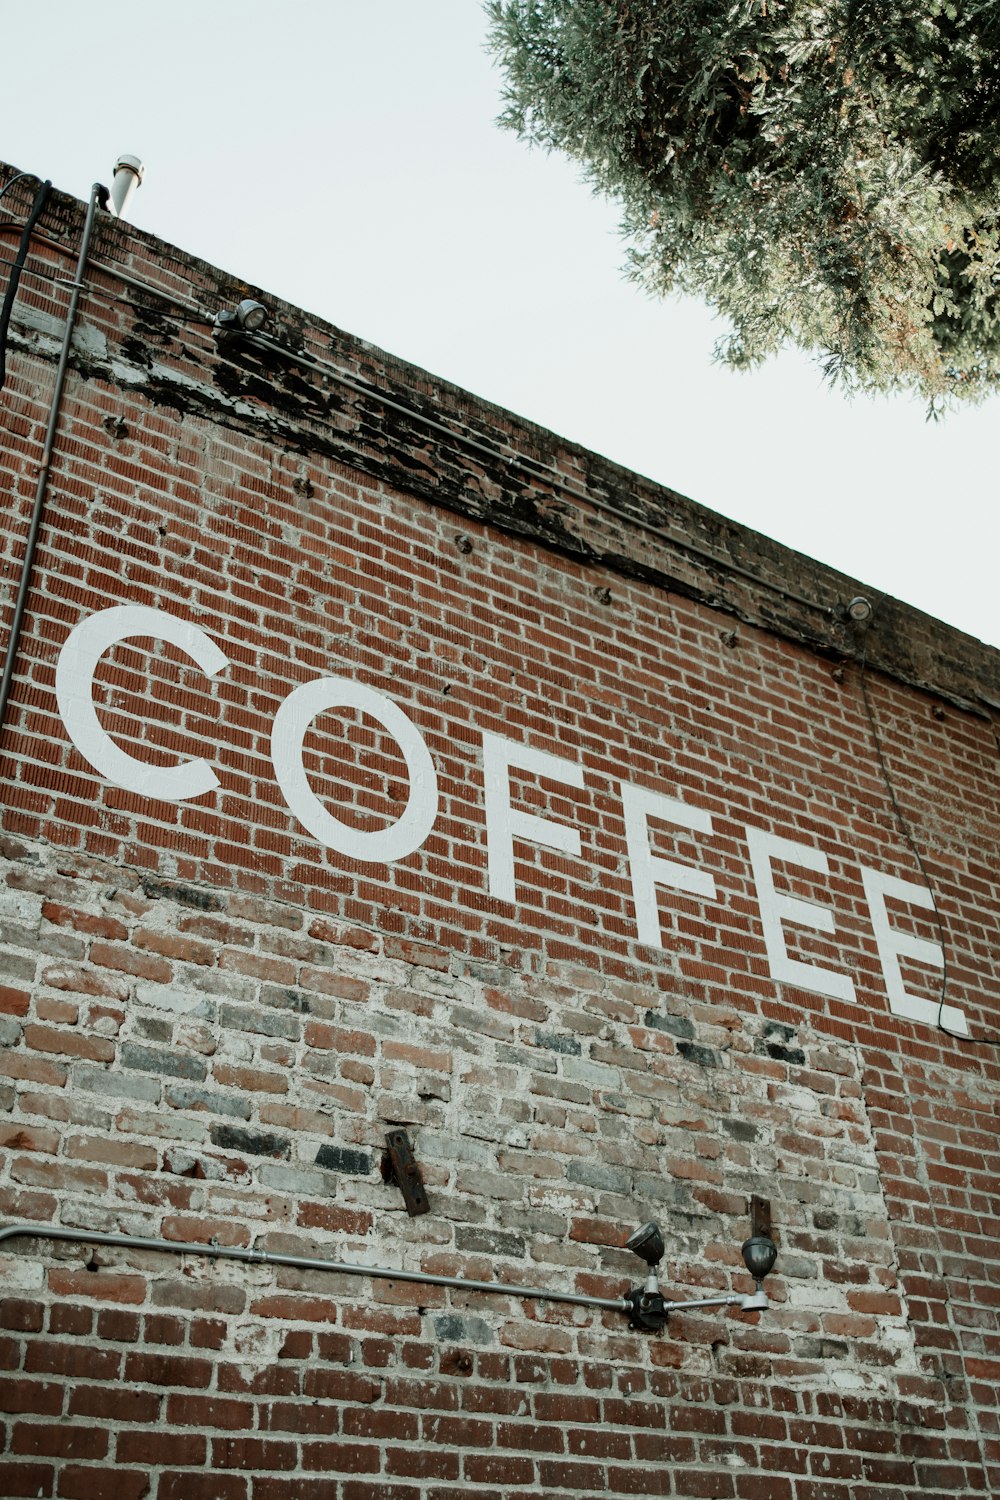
[380, 1129, 430, 1217]
[749, 1194, 772, 1240]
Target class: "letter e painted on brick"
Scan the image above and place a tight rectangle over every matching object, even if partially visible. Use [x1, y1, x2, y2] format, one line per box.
[482, 732, 583, 903]
[55, 605, 228, 799]
[621, 782, 716, 948]
[271, 678, 438, 863]
[746, 826, 856, 1003]
[860, 866, 967, 1034]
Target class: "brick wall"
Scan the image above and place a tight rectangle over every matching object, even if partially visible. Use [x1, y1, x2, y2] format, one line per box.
[0, 166, 998, 1497]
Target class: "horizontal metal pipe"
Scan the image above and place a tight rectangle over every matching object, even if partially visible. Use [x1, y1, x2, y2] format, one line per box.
[0, 1222, 629, 1314]
[660, 1292, 744, 1313]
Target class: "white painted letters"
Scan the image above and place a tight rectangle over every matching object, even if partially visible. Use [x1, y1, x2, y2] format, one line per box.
[860, 866, 966, 1034]
[271, 677, 438, 863]
[52, 604, 973, 1038]
[482, 732, 583, 903]
[55, 605, 228, 800]
[746, 827, 857, 1004]
[620, 783, 716, 948]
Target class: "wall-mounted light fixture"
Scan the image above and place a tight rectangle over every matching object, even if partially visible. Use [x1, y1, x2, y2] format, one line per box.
[213, 298, 269, 334]
[622, 1211, 777, 1331]
[740, 1232, 778, 1308]
[0, 1209, 777, 1337]
[833, 595, 874, 624]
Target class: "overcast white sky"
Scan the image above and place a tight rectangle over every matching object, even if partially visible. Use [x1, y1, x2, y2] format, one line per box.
[2, 1, 997, 647]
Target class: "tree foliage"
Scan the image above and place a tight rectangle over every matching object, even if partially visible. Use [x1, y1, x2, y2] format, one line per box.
[487, 0, 1000, 406]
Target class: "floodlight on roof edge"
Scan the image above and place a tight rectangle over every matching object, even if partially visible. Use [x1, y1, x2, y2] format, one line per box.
[213, 298, 269, 334]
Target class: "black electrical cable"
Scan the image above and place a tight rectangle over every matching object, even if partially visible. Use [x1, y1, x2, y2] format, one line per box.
[0, 183, 101, 745]
[857, 600, 1000, 1046]
[0, 251, 75, 288]
[0, 178, 51, 393]
[0, 171, 36, 205]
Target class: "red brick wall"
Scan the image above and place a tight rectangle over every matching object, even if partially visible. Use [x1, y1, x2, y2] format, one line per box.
[0, 170, 998, 1498]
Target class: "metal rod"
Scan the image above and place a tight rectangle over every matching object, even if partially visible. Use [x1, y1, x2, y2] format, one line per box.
[0, 183, 103, 745]
[660, 1292, 743, 1312]
[0, 1222, 629, 1314]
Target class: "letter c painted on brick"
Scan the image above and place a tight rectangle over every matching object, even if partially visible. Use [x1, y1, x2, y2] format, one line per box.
[55, 604, 228, 800]
[270, 677, 438, 863]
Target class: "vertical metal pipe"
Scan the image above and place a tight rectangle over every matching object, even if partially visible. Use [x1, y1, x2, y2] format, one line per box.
[0, 182, 103, 745]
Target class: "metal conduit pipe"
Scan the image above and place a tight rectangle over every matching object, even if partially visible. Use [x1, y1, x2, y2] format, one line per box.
[0, 1221, 627, 1314]
[0, 182, 104, 745]
[0, 1222, 756, 1326]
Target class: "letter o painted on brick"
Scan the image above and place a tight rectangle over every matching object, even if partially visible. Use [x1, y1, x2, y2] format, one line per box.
[270, 677, 438, 863]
